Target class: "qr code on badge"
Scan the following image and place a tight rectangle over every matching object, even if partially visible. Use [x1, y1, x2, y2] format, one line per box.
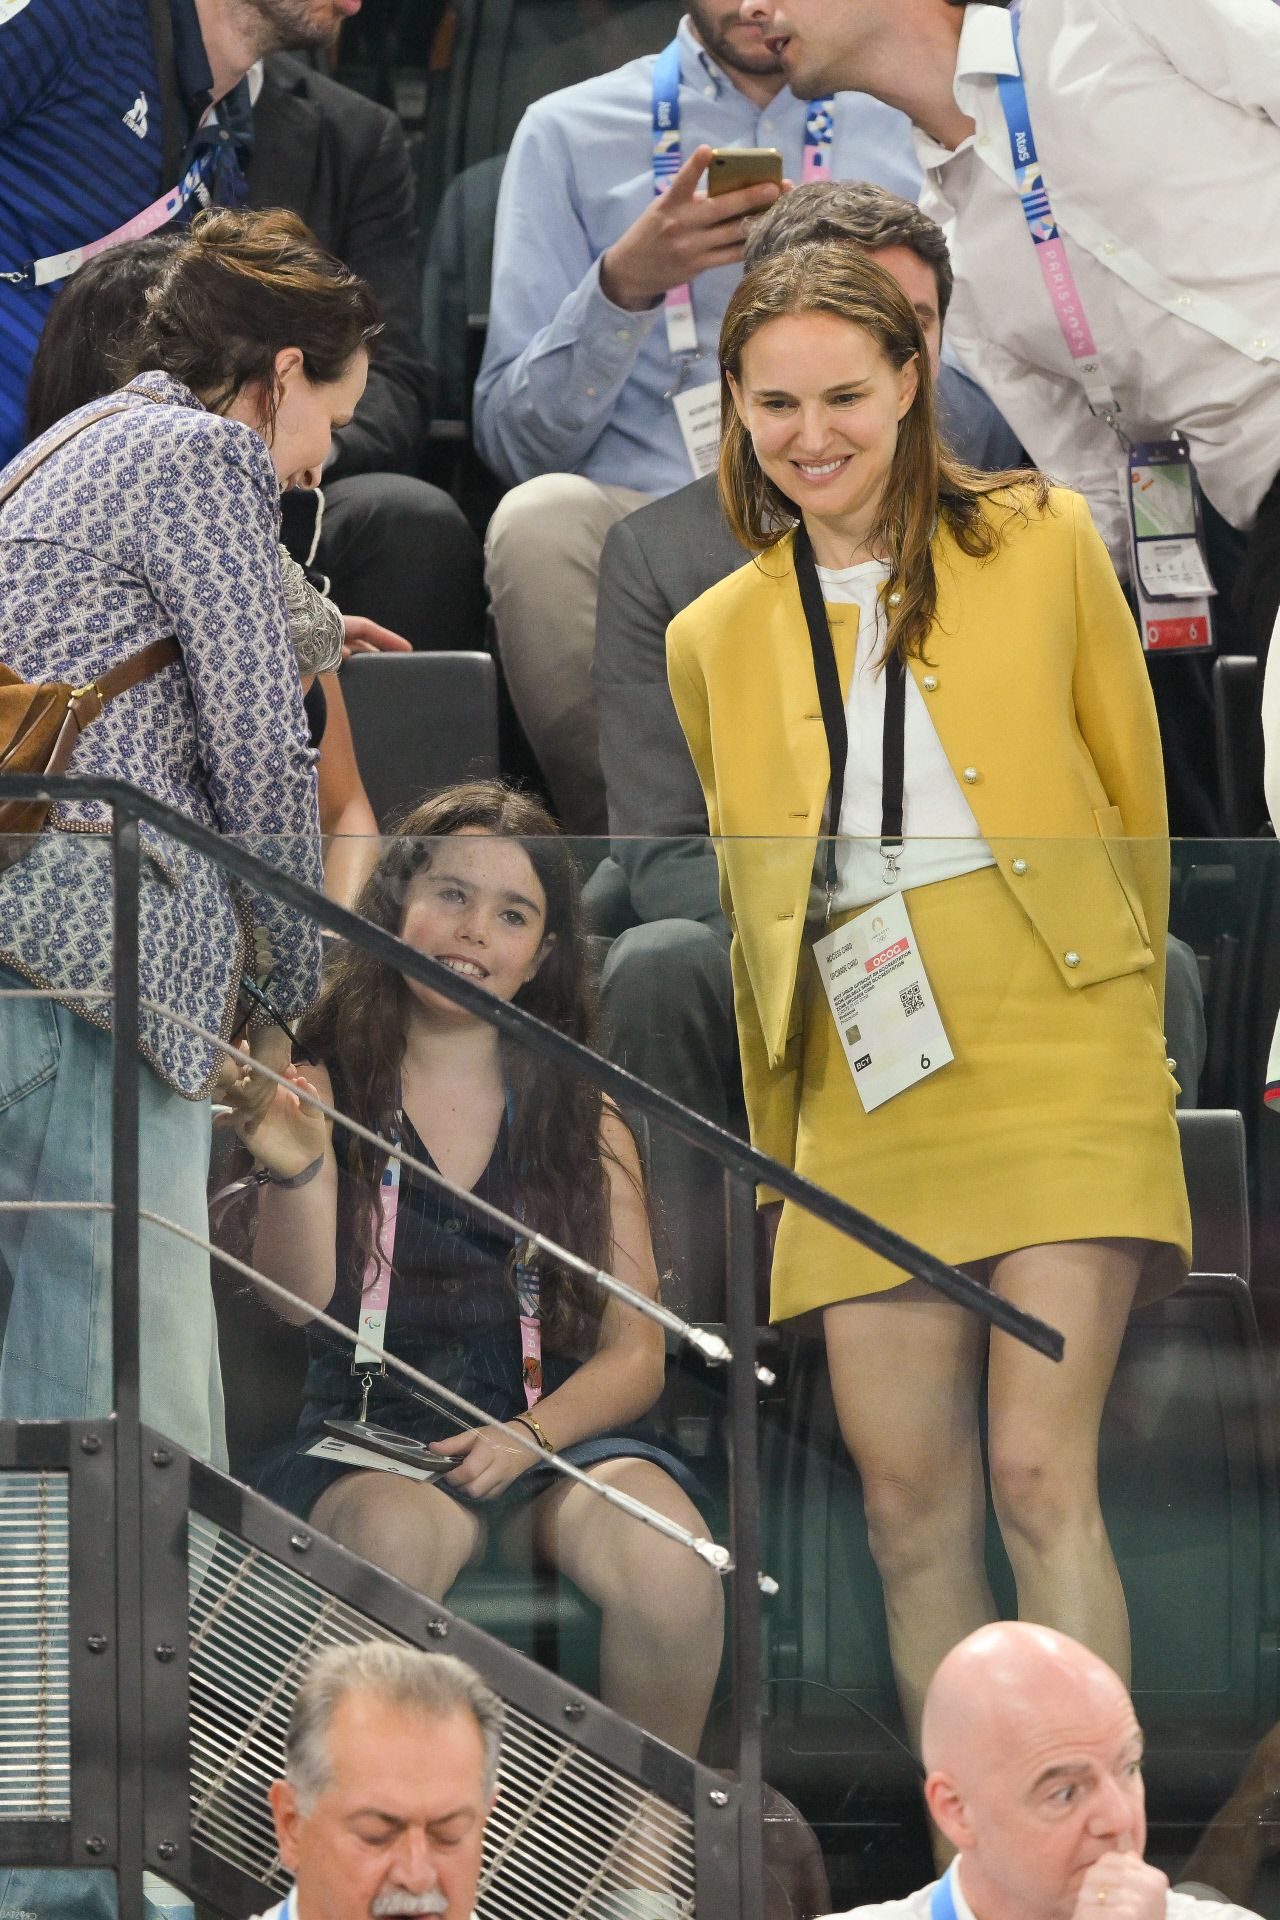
[899, 982, 925, 1018]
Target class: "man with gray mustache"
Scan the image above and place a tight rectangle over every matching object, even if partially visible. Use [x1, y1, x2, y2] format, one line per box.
[249, 1642, 501, 1920]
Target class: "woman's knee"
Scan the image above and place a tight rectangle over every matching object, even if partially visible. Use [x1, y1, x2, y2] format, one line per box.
[313, 1474, 479, 1588]
[856, 1456, 985, 1586]
[566, 1468, 724, 1639]
[987, 1430, 1099, 1554]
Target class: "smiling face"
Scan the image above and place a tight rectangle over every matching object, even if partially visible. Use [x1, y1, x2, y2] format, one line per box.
[269, 1693, 491, 1920]
[727, 309, 917, 554]
[928, 1663, 1147, 1920]
[399, 828, 551, 1022]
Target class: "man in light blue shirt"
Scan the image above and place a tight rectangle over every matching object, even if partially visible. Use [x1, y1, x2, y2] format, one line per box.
[475, 2, 921, 832]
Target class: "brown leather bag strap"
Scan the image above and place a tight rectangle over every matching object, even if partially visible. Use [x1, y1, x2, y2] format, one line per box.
[93, 635, 183, 703]
[0, 400, 138, 514]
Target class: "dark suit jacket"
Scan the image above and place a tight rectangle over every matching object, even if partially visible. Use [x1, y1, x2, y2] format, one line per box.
[246, 55, 432, 480]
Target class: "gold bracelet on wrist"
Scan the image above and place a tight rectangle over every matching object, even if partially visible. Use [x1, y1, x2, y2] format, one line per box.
[513, 1412, 556, 1455]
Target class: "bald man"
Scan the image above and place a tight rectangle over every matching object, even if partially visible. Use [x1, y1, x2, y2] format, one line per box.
[823, 1624, 1260, 1920]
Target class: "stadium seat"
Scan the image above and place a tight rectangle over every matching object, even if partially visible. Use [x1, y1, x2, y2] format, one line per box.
[340, 650, 500, 828]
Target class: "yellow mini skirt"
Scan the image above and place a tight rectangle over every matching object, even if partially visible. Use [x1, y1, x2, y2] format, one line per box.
[769, 865, 1191, 1321]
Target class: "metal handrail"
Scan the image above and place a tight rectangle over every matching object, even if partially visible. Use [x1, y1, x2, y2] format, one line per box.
[0, 772, 1064, 1361]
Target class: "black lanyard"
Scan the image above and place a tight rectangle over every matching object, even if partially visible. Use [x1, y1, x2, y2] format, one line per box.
[793, 523, 905, 906]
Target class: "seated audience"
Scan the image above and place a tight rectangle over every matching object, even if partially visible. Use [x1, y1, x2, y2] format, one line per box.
[251, 1641, 500, 1920]
[823, 1622, 1261, 1920]
[239, 782, 724, 1758]
[743, 0, 1280, 831]
[473, 0, 923, 830]
[668, 240, 1190, 1750]
[592, 181, 1204, 1307]
[0, 203, 367, 1920]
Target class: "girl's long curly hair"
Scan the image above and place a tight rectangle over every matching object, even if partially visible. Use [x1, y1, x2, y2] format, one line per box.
[297, 782, 625, 1357]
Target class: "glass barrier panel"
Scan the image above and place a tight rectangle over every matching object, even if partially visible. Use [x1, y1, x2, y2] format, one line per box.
[9, 820, 1280, 1916]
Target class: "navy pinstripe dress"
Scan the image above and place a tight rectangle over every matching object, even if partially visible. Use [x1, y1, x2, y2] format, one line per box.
[253, 1103, 695, 1520]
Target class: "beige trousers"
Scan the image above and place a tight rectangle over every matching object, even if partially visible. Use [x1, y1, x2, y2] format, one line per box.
[485, 472, 654, 834]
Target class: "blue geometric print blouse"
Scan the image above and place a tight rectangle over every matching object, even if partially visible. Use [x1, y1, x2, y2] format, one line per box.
[0, 372, 322, 1096]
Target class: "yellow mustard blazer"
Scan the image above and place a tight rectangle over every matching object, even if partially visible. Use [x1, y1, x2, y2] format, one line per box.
[666, 487, 1170, 1175]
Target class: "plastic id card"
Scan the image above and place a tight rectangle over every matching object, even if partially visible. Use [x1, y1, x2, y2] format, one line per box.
[1126, 438, 1215, 653]
[812, 893, 953, 1113]
[672, 380, 721, 479]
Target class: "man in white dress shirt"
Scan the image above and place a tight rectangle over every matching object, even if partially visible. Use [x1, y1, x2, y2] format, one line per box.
[821, 1622, 1261, 1920]
[246, 1642, 500, 1920]
[737, 0, 1280, 829]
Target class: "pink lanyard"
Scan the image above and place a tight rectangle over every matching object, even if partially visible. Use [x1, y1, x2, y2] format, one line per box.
[354, 1092, 543, 1410]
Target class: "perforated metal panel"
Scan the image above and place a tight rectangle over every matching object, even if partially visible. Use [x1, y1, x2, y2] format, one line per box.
[0, 1473, 70, 1819]
[188, 1516, 696, 1917]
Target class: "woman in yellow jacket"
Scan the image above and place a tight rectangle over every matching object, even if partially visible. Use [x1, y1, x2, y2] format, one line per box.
[667, 243, 1190, 1748]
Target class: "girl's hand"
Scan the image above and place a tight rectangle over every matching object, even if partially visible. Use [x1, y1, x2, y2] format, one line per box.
[434, 1424, 543, 1501]
[220, 1041, 330, 1179]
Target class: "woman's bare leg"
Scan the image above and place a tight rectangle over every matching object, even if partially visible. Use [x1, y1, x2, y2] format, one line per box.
[521, 1460, 724, 1756]
[310, 1470, 485, 1601]
[824, 1286, 993, 1751]
[986, 1238, 1142, 1680]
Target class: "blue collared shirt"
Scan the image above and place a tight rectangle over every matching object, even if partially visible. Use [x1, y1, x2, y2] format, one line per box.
[473, 13, 922, 494]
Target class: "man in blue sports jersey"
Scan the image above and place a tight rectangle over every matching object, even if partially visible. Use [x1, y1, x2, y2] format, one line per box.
[0, 0, 351, 466]
[0, 0, 485, 650]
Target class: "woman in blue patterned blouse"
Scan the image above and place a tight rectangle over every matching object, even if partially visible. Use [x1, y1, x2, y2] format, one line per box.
[0, 208, 379, 1470]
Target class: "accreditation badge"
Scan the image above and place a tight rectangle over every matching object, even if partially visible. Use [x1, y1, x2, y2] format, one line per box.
[671, 380, 721, 480]
[1125, 437, 1216, 653]
[812, 893, 953, 1113]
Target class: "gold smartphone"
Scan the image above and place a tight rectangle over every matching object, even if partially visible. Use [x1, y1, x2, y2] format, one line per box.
[707, 147, 783, 196]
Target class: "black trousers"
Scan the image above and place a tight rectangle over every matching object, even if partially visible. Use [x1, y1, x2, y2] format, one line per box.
[280, 471, 486, 653]
[1150, 470, 1280, 837]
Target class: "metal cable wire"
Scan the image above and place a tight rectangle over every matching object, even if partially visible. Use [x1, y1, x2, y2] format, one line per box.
[187, 1514, 695, 1918]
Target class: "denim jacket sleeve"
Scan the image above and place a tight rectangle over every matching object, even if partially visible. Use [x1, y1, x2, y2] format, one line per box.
[143, 419, 323, 1016]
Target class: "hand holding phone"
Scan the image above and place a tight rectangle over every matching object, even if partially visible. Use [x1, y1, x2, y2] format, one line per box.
[599, 142, 785, 312]
[707, 147, 783, 197]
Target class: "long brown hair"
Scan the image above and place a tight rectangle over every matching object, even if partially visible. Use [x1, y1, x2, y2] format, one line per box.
[718, 242, 1049, 664]
[297, 782, 627, 1354]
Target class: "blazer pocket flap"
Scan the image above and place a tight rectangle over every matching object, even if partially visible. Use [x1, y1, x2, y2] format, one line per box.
[1093, 804, 1152, 947]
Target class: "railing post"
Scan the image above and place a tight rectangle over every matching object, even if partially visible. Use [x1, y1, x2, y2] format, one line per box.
[110, 805, 145, 1916]
[724, 1171, 765, 1920]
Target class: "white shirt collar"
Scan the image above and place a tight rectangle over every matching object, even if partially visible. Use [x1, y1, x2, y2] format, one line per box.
[913, 3, 1018, 167]
[954, 1, 1020, 82]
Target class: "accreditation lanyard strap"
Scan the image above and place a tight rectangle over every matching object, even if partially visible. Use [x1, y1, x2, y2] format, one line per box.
[651, 38, 834, 358]
[993, 6, 1122, 433]
[354, 1086, 543, 1409]
[0, 146, 217, 290]
[930, 1864, 960, 1920]
[794, 524, 905, 904]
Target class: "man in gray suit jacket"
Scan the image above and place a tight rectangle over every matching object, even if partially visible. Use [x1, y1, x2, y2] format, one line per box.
[591, 182, 1203, 1311]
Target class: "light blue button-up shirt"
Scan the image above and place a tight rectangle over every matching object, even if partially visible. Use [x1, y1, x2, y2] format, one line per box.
[473, 14, 922, 495]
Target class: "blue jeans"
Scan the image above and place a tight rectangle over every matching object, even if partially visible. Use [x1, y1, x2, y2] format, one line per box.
[0, 974, 226, 1920]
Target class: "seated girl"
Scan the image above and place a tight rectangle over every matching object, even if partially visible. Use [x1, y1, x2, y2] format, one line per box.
[238, 780, 724, 1757]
